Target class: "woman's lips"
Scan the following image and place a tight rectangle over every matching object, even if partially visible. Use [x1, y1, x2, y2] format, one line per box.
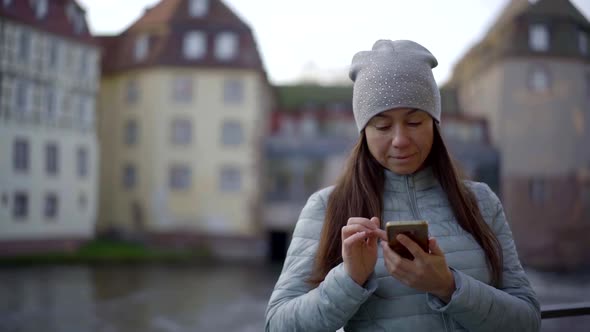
[390, 153, 415, 161]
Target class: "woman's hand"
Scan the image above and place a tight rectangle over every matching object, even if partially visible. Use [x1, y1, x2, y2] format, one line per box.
[342, 217, 387, 286]
[381, 235, 456, 303]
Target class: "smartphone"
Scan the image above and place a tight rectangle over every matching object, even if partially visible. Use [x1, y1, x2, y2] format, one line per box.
[386, 220, 429, 260]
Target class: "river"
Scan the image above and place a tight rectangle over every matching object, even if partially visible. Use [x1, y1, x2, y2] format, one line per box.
[0, 264, 588, 331]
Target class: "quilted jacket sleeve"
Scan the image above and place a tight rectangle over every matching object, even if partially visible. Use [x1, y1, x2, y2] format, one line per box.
[264, 189, 378, 332]
[427, 183, 541, 332]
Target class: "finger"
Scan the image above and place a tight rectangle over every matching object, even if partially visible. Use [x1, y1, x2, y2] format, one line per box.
[347, 217, 378, 230]
[396, 234, 426, 260]
[429, 237, 445, 256]
[381, 242, 412, 276]
[381, 241, 410, 271]
[369, 227, 387, 242]
[343, 231, 368, 250]
[370, 217, 380, 228]
[342, 224, 380, 239]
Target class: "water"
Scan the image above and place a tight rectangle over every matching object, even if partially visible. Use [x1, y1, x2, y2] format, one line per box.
[0, 264, 588, 331]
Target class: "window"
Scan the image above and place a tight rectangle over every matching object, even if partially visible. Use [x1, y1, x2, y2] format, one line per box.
[45, 143, 58, 175]
[183, 31, 206, 60]
[46, 87, 57, 118]
[35, 0, 48, 19]
[171, 119, 192, 145]
[529, 24, 549, 52]
[18, 30, 31, 60]
[579, 31, 588, 56]
[66, 3, 85, 34]
[79, 96, 94, 127]
[169, 165, 191, 190]
[530, 179, 548, 204]
[13, 192, 28, 220]
[80, 50, 88, 76]
[77, 147, 88, 178]
[214, 32, 238, 60]
[49, 39, 59, 67]
[528, 66, 550, 93]
[301, 114, 318, 137]
[189, 0, 209, 17]
[220, 166, 241, 192]
[280, 118, 296, 136]
[171, 76, 193, 102]
[78, 193, 87, 209]
[123, 164, 137, 189]
[221, 121, 244, 146]
[13, 139, 29, 172]
[44, 193, 58, 220]
[125, 120, 139, 145]
[134, 34, 149, 61]
[223, 79, 243, 104]
[14, 80, 29, 112]
[126, 80, 139, 104]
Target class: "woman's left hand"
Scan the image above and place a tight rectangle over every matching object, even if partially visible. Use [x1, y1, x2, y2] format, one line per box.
[381, 235, 456, 303]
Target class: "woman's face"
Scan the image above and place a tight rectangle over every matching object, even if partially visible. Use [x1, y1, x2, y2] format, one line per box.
[364, 108, 434, 175]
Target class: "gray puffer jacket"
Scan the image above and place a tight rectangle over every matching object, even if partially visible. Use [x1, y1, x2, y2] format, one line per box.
[265, 167, 541, 331]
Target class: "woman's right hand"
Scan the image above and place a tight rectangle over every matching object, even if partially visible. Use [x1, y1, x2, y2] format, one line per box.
[341, 217, 386, 285]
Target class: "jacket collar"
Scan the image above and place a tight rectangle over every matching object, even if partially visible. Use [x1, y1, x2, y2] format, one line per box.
[383, 165, 439, 192]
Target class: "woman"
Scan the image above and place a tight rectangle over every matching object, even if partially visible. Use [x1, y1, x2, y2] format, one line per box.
[265, 40, 541, 331]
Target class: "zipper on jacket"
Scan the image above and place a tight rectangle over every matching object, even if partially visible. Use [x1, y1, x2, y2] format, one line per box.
[405, 175, 421, 219]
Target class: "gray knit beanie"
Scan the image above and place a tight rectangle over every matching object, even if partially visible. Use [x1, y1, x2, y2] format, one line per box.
[349, 39, 441, 132]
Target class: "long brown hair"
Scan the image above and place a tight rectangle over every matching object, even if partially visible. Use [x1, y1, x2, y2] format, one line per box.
[307, 124, 503, 287]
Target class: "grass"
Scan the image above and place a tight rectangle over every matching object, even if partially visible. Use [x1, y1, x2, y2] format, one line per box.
[0, 239, 212, 265]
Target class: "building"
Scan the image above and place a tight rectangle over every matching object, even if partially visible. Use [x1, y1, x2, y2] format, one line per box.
[0, 0, 100, 254]
[96, 0, 274, 256]
[263, 84, 356, 260]
[263, 84, 499, 261]
[440, 87, 500, 195]
[446, 0, 590, 269]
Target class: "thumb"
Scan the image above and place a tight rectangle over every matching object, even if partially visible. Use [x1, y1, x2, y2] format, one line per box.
[429, 237, 445, 256]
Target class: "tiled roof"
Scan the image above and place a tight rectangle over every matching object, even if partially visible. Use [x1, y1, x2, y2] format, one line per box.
[0, 0, 96, 45]
[98, 0, 265, 75]
[447, 0, 590, 85]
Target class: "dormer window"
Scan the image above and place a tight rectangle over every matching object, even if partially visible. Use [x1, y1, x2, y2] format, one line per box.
[34, 0, 48, 19]
[189, 0, 209, 17]
[65, 2, 85, 34]
[214, 32, 238, 61]
[134, 34, 149, 62]
[529, 24, 549, 52]
[183, 31, 206, 60]
[579, 30, 588, 56]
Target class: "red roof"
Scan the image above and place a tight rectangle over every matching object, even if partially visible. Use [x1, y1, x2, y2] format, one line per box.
[98, 0, 266, 75]
[0, 0, 97, 46]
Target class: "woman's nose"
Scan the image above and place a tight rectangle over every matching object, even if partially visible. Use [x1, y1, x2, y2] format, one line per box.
[391, 129, 411, 148]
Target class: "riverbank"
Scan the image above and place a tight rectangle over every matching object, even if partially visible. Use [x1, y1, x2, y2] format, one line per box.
[0, 239, 212, 265]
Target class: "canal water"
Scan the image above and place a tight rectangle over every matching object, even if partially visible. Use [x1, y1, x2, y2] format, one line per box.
[0, 264, 588, 331]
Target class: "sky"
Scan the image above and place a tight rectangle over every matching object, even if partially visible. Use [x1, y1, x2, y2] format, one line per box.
[77, 0, 590, 86]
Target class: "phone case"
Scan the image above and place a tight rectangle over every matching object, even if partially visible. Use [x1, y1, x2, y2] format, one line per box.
[386, 220, 429, 260]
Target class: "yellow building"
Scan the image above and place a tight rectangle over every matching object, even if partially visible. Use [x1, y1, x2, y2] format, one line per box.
[96, 0, 273, 244]
[0, 1, 100, 253]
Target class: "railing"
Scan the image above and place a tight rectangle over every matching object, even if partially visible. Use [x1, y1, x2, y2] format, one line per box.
[541, 302, 590, 319]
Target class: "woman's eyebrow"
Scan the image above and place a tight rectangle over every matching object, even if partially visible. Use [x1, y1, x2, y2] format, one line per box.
[404, 109, 421, 116]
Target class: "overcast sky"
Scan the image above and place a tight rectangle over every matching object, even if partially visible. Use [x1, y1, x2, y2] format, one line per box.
[77, 0, 590, 86]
